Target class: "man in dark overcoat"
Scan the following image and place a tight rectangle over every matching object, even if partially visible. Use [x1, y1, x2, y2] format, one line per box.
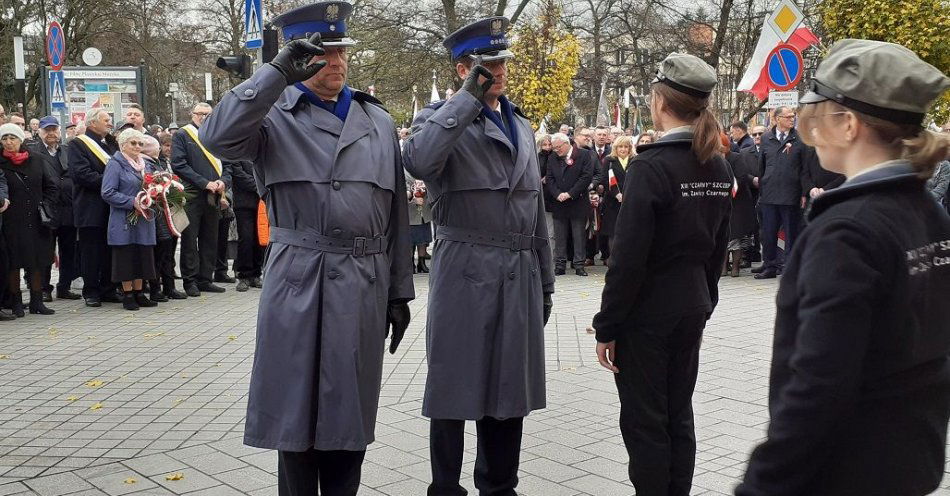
[545, 133, 594, 276]
[199, 2, 414, 493]
[403, 17, 555, 496]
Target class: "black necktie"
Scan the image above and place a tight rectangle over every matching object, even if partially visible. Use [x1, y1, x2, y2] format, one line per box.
[778, 132, 785, 142]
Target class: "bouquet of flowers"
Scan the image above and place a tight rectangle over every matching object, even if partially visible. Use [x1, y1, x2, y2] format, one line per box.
[128, 171, 189, 236]
[411, 179, 427, 211]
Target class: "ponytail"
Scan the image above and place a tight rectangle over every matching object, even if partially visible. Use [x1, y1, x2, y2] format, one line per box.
[903, 131, 950, 178]
[652, 84, 723, 165]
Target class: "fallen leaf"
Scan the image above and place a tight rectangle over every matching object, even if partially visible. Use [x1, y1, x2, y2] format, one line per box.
[180, 374, 189, 379]
[90, 402, 103, 411]
[165, 472, 184, 481]
[48, 327, 59, 337]
[213, 363, 221, 367]
[123, 478, 137, 484]
[580, 292, 589, 298]
[66, 395, 79, 401]
[85, 380, 104, 388]
[173, 398, 184, 406]
[0, 354, 10, 360]
[227, 335, 237, 341]
[144, 332, 165, 338]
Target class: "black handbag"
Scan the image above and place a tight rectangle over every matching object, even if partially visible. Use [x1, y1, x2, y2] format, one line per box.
[13, 170, 57, 230]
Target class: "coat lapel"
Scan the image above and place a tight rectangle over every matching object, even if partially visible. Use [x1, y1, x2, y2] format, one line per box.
[335, 101, 372, 159]
[507, 115, 532, 195]
[310, 104, 344, 137]
[483, 117, 515, 157]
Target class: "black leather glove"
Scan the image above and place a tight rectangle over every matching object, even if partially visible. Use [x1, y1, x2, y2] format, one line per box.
[461, 64, 495, 101]
[543, 293, 553, 327]
[386, 301, 411, 354]
[269, 33, 326, 85]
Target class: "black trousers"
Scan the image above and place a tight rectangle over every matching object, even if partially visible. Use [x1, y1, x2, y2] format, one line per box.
[150, 237, 178, 293]
[554, 217, 586, 267]
[428, 417, 524, 496]
[760, 203, 801, 270]
[43, 225, 79, 292]
[215, 215, 232, 276]
[598, 233, 612, 261]
[614, 312, 706, 496]
[277, 449, 365, 496]
[179, 196, 220, 288]
[233, 208, 263, 278]
[78, 226, 114, 299]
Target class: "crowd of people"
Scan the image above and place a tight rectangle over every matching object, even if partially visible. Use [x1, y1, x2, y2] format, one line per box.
[0, 101, 265, 319]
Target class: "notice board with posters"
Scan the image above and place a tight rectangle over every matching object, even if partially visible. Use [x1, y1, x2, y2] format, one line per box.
[41, 66, 147, 126]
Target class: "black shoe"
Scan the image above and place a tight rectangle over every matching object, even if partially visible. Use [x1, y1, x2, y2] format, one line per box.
[149, 291, 168, 303]
[11, 293, 24, 318]
[0, 309, 16, 320]
[166, 289, 188, 300]
[42, 290, 53, 303]
[249, 277, 263, 288]
[754, 269, 778, 280]
[236, 279, 250, 292]
[122, 294, 139, 311]
[56, 289, 81, 300]
[751, 265, 765, 274]
[555, 267, 566, 276]
[134, 292, 158, 307]
[84, 298, 102, 307]
[417, 260, 429, 274]
[185, 286, 201, 297]
[214, 273, 236, 283]
[29, 291, 55, 315]
[197, 283, 226, 293]
[100, 293, 123, 303]
[576, 268, 589, 276]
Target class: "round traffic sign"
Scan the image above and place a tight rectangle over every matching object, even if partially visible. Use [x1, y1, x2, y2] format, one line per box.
[47, 22, 66, 71]
[766, 44, 803, 91]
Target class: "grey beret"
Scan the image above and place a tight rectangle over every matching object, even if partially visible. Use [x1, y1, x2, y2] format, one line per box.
[801, 39, 950, 125]
[652, 53, 718, 98]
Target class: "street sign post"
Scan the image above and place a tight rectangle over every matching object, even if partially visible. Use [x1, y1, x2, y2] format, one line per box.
[49, 71, 67, 110]
[244, 0, 263, 49]
[765, 44, 804, 92]
[47, 22, 66, 71]
[766, 91, 799, 109]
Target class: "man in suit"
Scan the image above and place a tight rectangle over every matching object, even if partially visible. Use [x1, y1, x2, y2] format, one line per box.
[547, 133, 594, 276]
[172, 102, 232, 296]
[593, 126, 612, 162]
[744, 125, 766, 265]
[754, 107, 817, 279]
[68, 109, 120, 307]
[729, 121, 755, 152]
[30, 116, 81, 301]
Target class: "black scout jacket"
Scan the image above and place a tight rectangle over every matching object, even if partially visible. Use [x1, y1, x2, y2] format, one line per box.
[737, 162, 950, 496]
[593, 130, 732, 343]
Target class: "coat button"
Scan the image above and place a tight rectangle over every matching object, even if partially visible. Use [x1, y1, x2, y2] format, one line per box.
[369, 275, 377, 283]
[508, 272, 516, 280]
[328, 271, 339, 280]
[331, 228, 342, 236]
[446, 117, 456, 126]
[332, 181, 342, 190]
[244, 88, 254, 97]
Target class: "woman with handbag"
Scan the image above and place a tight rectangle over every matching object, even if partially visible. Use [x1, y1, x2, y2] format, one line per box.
[100, 129, 158, 311]
[0, 123, 58, 316]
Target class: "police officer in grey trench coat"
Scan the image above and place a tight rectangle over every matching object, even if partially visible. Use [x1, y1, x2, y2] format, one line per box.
[404, 17, 555, 496]
[198, 2, 414, 494]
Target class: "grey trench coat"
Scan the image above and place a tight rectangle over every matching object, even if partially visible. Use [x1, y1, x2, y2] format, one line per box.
[404, 90, 554, 420]
[200, 64, 414, 451]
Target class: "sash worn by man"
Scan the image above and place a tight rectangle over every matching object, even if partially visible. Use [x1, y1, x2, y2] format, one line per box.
[199, 2, 413, 494]
[404, 17, 555, 496]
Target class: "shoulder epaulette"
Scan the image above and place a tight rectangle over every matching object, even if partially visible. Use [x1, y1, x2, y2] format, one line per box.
[424, 100, 447, 111]
[352, 90, 389, 114]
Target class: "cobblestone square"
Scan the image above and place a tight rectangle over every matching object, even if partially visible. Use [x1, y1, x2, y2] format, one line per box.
[1, 267, 948, 495]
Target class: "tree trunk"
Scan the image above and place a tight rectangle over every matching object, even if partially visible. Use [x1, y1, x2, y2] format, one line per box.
[708, 0, 734, 69]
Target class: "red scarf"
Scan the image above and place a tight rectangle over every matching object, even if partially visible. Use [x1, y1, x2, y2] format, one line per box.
[2, 149, 29, 165]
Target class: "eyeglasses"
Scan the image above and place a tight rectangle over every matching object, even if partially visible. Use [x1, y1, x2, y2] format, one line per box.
[128, 140, 144, 147]
[751, 132, 764, 136]
[193, 112, 210, 117]
[777, 115, 796, 119]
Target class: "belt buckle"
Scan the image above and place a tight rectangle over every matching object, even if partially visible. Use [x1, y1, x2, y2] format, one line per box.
[353, 237, 367, 257]
[509, 233, 522, 251]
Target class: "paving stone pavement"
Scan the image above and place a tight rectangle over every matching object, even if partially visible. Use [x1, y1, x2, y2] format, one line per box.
[2, 266, 949, 495]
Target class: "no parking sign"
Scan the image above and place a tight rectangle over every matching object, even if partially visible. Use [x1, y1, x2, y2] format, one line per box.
[766, 44, 804, 91]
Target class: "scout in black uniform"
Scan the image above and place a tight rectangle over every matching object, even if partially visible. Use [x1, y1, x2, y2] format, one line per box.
[737, 39, 950, 496]
[590, 53, 732, 496]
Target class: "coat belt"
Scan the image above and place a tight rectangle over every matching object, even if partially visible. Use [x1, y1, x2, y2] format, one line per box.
[436, 226, 547, 251]
[269, 226, 386, 257]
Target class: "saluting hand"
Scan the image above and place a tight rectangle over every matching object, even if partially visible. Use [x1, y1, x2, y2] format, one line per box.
[461, 65, 495, 101]
[269, 33, 327, 85]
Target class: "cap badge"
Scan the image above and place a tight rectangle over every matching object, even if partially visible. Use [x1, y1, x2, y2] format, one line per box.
[490, 19, 504, 35]
[325, 4, 340, 22]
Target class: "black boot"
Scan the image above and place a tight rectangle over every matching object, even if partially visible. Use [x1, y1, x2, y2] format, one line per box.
[0, 309, 15, 320]
[29, 290, 55, 315]
[122, 292, 140, 311]
[135, 291, 158, 308]
[417, 259, 429, 274]
[11, 291, 24, 318]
